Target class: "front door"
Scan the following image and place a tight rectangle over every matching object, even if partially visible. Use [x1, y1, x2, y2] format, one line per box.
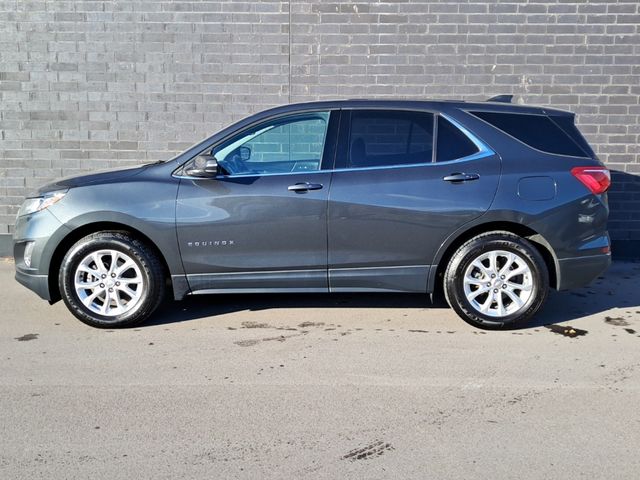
[176, 110, 338, 293]
[327, 109, 501, 292]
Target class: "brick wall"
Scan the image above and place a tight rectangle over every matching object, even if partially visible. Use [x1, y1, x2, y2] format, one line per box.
[1, 1, 639, 253]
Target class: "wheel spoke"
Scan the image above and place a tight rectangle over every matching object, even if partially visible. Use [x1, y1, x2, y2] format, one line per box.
[464, 276, 486, 286]
[498, 252, 516, 276]
[488, 251, 498, 273]
[120, 277, 142, 285]
[479, 292, 494, 313]
[91, 252, 106, 273]
[506, 265, 527, 279]
[468, 285, 491, 301]
[76, 279, 101, 289]
[495, 292, 506, 316]
[115, 260, 136, 277]
[504, 289, 524, 309]
[506, 281, 532, 292]
[471, 259, 491, 277]
[117, 285, 138, 298]
[77, 265, 100, 276]
[82, 289, 102, 307]
[113, 291, 124, 310]
[107, 251, 120, 274]
[101, 291, 111, 314]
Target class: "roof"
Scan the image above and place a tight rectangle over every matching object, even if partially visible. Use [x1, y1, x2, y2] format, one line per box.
[254, 98, 575, 118]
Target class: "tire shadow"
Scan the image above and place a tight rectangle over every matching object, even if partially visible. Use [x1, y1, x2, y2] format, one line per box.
[516, 261, 640, 329]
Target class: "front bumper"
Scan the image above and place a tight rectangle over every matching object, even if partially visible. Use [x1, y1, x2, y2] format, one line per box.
[556, 253, 611, 290]
[15, 268, 52, 301]
[13, 209, 70, 303]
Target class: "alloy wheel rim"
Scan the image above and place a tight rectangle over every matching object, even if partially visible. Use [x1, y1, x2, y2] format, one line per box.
[463, 250, 534, 318]
[74, 249, 144, 317]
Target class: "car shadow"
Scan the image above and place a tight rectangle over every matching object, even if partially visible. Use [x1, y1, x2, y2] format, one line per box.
[145, 291, 443, 327]
[143, 261, 640, 330]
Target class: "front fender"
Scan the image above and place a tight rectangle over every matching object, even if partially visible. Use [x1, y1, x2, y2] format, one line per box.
[46, 178, 183, 277]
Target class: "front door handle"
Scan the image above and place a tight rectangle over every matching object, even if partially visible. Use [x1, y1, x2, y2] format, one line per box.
[288, 182, 324, 193]
[443, 172, 480, 183]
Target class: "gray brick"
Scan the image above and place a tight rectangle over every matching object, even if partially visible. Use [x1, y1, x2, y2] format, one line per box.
[0, 0, 638, 247]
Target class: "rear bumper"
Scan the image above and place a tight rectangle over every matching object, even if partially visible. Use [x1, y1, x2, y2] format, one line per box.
[556, 253, 611, 290]
[15, 269, 52, 301]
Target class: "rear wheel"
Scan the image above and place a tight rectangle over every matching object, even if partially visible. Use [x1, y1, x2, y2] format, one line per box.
[59, 232, 165, 328]
[444, 231, 549, 329]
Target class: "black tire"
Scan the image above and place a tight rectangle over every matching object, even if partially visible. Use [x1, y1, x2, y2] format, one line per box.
[444, 231, 549, 329]
[59, 231, 165, 328]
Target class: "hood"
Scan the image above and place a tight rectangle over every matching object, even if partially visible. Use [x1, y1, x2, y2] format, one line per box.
[33, 164, 150, 196]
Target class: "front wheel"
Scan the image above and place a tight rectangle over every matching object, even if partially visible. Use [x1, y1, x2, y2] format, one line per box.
[444, 231, 549, 329]
[59, 232, 165, 328]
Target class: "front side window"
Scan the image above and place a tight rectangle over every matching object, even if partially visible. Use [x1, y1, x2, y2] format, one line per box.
[212, 112, 330, 175]
[347, 110, 434, 168]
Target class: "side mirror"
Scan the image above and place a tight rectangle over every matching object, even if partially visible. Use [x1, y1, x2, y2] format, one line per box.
[238, 146, 251, 161]
[185, 154, 218, 178]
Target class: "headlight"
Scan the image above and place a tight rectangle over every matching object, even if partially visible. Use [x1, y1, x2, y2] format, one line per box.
[18, 191, 66, 217]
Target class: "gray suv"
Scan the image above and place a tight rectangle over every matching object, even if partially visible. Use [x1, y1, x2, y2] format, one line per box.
[13, 99, 611, 329]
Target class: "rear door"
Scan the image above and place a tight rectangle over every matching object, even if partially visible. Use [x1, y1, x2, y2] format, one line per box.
[327, 109, 501, 292]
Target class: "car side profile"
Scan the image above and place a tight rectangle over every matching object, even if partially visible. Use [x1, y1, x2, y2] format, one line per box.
[13, 98, 611, 329]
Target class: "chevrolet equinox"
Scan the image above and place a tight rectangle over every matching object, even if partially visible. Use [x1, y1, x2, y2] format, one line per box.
[13, 98, 612, 329]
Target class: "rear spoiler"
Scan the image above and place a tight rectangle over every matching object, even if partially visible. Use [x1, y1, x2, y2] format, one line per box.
[486, 94, 513, 103]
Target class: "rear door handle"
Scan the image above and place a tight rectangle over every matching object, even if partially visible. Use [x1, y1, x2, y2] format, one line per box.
[443, 172, 480, 183]
[288, 182, 324, 192]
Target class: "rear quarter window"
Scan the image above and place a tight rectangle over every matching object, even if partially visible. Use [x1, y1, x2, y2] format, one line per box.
[435, 116, 479, 162]
[470, 111, 590, 158]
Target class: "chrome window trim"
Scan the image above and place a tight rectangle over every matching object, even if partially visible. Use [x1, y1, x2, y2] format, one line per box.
[172, 169, 329, 180]
[328, 151, 494, 173]
[173, 110, 496, 179]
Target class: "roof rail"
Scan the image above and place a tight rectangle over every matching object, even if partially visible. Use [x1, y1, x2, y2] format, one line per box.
[486, 94, 513, 103]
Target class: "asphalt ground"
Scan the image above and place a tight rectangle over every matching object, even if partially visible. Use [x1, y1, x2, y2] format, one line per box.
[1, 259, 639, 479]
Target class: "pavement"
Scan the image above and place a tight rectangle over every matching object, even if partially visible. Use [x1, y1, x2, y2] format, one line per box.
[1, 259, 639, 479]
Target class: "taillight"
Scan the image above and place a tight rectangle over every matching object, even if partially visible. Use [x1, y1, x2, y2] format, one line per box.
[571, 166, 611, 195]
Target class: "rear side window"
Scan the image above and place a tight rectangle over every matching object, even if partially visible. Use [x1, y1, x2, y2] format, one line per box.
[470, 111, 589, 157]
[348, 110, 434, 168]
[436, 116, 479, 162]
